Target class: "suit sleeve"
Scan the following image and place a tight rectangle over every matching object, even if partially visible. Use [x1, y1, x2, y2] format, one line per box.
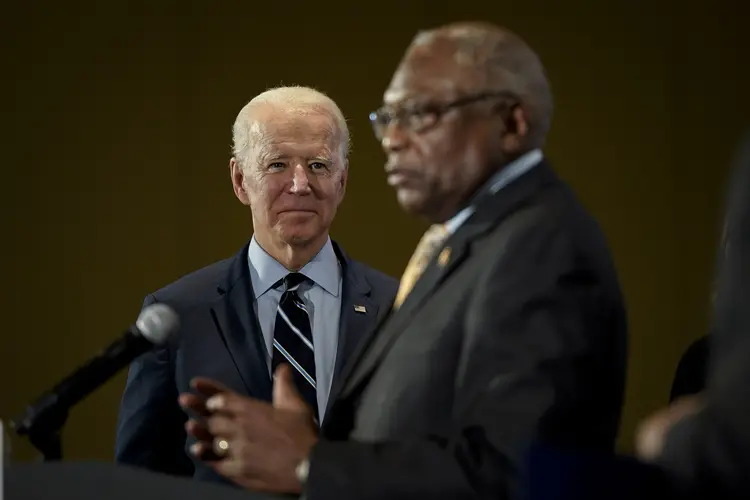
[114, 295, 193, 477]
[307, 216, 621, 500]
[658, 332, 750, 498]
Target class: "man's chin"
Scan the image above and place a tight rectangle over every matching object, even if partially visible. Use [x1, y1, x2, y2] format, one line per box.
[395, 189, 428, 216]
[278, 228, 324, 247]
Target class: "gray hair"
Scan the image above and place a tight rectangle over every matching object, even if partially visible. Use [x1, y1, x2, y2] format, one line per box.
[416, 23, 554, 148]
[231, 85, 351, 168]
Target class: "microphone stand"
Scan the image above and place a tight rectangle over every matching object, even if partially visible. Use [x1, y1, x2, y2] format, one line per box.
[11, 393, 69, 462]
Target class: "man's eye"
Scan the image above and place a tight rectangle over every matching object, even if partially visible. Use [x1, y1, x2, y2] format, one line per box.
[268, 162, 285, 170]
[409, 110, 438, 128]
[309, 162, 327, 170]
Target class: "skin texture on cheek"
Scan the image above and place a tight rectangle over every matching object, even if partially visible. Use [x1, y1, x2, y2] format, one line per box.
[243, 167, 279, 238]
[401, 122, 477, 220]
[431, 113, 508, 219]
[250, 161, 344, 248]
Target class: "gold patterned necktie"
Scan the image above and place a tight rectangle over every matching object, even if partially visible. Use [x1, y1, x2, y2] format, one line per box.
[393, 224, 449, 309]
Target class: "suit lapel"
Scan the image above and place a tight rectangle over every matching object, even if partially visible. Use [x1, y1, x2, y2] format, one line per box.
[325, 244, 381, 415]
[338, 160, 559, 398]
[210, 243, 272, 400]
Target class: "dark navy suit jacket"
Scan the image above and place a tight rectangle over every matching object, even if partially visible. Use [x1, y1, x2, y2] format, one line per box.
[114, 240, 398, 483]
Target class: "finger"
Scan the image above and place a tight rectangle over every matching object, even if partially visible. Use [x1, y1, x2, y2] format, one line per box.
[273, 364, 312, 414]
[190, 377, 234, 398]
[205, 414, 238, 438]
[178, 392, 211, 417]
[204, 391, 269, 416]
[185, 419, 213, 442]
[635, 419, 664, 461]
[210, 457, 245, 482]
[189, 440, 224, 462]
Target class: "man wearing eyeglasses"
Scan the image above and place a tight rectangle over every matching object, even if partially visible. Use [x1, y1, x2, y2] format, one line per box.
[178, 22, 628, 500]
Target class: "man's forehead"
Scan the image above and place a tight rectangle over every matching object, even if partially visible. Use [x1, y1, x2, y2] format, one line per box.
[383, 80, 458, 106]
[254, 112, 335, 142]
[258, 141, 334, 161]
[252, 114, 337, 158]
[383, 36, 475, 105]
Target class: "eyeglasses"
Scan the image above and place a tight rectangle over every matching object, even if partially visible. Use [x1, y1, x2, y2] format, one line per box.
[369, 91, 518, 140]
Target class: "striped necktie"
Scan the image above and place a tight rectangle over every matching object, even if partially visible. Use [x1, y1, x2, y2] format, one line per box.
[272, 273, 318, 415]
[393, 224, 449, 309]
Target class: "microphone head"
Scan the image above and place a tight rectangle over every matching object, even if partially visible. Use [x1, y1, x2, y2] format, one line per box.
[135, 303, 180, 344]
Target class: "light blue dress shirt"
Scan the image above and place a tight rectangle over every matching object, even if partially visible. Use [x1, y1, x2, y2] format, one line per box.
[247, 236, 342, 418]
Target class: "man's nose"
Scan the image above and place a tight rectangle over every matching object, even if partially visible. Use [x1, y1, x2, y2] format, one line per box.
[290, 164, 312, 193]
[381, 122, 409, 153]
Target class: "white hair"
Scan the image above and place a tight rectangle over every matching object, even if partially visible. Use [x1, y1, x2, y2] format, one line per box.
[231, 86, 350, 168]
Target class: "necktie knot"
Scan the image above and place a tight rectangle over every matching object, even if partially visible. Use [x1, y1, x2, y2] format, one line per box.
[284, 272, 307, 291]
[393, 223, 449, 309]
[418, 224, 449, 259]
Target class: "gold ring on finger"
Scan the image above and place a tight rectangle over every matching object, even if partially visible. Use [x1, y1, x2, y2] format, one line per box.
[214, 438, 230, 456]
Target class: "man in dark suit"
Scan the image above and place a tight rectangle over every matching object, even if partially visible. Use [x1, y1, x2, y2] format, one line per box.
[636, 131, 750, 499]
[114, 86, 398, 482]
[178, 22, 628, 499]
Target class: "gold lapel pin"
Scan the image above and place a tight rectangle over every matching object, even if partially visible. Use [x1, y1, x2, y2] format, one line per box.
[354, 305, 367, 313]
[437, 246, 452, 267]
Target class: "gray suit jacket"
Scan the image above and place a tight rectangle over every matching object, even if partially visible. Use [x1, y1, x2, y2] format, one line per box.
[308, 160, 629, 500]
[114, 240, 398, 484]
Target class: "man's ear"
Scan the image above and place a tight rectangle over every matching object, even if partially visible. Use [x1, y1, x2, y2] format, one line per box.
[337, 160, 349, 204]
[500, 105, 529, 154]
[229, 157, 251, 206]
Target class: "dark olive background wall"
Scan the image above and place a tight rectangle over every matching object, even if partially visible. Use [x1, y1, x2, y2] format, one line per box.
[1, 0, 748, 461]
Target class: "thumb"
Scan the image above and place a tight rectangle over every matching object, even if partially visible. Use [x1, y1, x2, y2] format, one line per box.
[273, 364, 311, 413]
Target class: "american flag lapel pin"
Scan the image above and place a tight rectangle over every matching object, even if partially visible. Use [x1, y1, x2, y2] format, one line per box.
[354, 305, 367, 313]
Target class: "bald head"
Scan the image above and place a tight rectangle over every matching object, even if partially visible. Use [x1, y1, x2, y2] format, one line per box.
[406, 22, 553, 147]
[232, 86, 350, 168]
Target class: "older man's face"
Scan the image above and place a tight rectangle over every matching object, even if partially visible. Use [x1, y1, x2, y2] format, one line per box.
[232, 110, 347, 248]
[378, 37, 517, 222]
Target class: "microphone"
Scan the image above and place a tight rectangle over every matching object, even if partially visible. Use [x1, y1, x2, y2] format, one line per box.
[11, 303, 180, 458]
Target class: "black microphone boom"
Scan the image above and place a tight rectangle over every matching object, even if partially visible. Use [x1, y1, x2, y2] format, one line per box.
[11, 303, 179, 461]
